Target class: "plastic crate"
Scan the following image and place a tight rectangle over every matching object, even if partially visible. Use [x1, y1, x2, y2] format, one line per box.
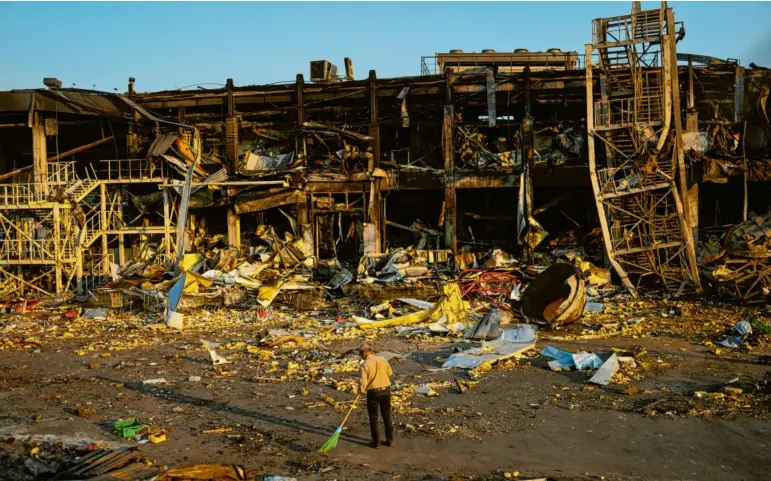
[113, 418, 145, 439]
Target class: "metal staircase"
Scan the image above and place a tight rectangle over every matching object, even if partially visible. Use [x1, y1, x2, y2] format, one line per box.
[66, 178, 101, 203]
[586, 3, 700, 296]
[83, 211, 103, 248]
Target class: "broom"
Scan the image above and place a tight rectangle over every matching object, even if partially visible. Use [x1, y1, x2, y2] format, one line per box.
[318, 394, 360, 454]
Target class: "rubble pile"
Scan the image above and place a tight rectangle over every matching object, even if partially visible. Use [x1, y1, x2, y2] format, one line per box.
[699, 212, 771, 301]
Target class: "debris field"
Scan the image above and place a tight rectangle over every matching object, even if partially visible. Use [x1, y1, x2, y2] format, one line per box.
[1, 2, 771, 481]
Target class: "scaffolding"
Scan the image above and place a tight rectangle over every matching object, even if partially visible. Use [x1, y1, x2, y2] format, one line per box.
[0, 158, 176, 297]
[585, 2, 700, 296]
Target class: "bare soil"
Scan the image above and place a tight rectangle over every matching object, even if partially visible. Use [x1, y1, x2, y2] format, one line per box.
[1, 299, 770, 481]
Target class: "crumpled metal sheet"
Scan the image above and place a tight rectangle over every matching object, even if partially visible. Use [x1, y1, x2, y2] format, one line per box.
[723, 213, 771, 258]
[521, 263, 586, 327]
[148, 133, 179, 157]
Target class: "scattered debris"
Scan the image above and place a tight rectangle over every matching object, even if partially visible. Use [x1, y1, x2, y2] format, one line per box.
[443, 324, 537, 370]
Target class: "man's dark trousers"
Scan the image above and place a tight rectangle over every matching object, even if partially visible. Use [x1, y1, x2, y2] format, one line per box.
[366, 387, 393, 445]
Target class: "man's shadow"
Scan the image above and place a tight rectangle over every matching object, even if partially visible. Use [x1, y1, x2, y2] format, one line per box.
[94, 376, 371, 451]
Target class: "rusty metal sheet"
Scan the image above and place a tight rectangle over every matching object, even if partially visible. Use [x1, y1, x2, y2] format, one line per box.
[234, 188, 304, 214]
[0, 90, 129, 116]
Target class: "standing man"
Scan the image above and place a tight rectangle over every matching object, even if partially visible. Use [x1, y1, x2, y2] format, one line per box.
[359, 343, 394, 448]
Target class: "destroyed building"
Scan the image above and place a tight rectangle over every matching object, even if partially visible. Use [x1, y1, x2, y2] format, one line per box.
[0, 1, 769, 304]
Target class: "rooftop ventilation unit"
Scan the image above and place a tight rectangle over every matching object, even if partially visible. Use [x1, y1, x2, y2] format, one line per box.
[310, 60, 338, 83]
[43, 78, 62, 89]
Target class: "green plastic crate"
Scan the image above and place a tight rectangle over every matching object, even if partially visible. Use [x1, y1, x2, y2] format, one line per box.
[113, 418, 145, 439]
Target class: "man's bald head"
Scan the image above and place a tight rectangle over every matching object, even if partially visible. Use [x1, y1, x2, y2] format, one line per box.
[359, 343, 372, 358]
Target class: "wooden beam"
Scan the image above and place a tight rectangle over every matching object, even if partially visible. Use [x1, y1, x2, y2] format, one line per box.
[0, 165, 32, 182]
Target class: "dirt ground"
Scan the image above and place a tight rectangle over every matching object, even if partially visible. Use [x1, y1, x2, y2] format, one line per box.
[1, 297, 771, 481]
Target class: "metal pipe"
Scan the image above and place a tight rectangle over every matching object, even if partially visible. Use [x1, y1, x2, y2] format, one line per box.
[159, 181, 287, 188]
[46, 136, 114, 162]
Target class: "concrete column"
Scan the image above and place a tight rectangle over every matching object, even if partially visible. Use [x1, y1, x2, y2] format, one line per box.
[295, 74, 307, 162]
[443, 70, 457, 253]
[32, 113, 47, 193]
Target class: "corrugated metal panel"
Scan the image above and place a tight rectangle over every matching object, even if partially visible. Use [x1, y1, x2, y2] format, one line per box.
[0, 90, 129, 116]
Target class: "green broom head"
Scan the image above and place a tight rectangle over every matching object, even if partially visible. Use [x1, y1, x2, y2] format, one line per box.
[318, 426, 343, 454]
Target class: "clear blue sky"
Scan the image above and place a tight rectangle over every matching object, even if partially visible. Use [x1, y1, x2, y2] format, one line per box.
[1, 2, 769, 92]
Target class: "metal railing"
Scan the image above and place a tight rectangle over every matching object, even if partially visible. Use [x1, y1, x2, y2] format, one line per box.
[47, 162, 78, 185]
[100, 158, 168, 181]
[420, 53, 593, 76]
[0, 237, 56, 262]
[86, 251, 114, 275]
[596, 165, 671, 198]
[83, 212, 101, 247]
[0, 184, 50, 206]
[82, 251, 114, 291]
[153, 253, 173, 267]
[592, 9, 663, 46]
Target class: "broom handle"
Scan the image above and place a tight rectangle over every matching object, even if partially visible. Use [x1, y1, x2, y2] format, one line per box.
[339, 394, 360, 427]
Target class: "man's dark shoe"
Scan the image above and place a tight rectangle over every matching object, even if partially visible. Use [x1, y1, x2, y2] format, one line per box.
[382, 440, 393, 447]
[369, 441, 379, 449]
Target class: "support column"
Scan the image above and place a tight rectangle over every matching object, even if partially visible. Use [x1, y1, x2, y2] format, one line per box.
[75, 247, 83, 293]
[225, 79, 239, 175]
[734, 65, 748, 222]
[297, 194, 315, 260]
[100, 183, 108, 273]
[520, 66, 535, 264]
[53, 206, 62, 294]
[442, 71, 457, 253]
[127, 80, 141, 158]
[295, 74, 307, 162]
[140, 218, 150, 252]
[666, 7, 701, 291]
[163, 189, 172, 259]
[686, 57, 700, 239]
[227, 207, 241, 251]
[31, 113, 47, 193]
[117, 188, 126, 266]
[367, 70, 382, 253]
[686, 58, 698, 132]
